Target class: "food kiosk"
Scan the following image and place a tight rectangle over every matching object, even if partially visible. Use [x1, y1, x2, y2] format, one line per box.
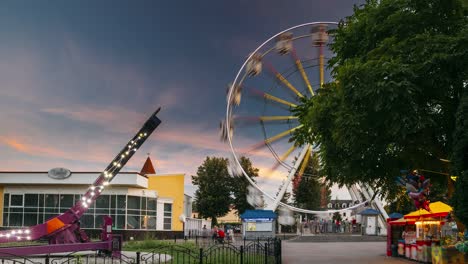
[403, 201, 466, 263]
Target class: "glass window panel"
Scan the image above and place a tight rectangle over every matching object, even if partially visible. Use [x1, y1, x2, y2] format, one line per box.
[164, 212, 171, 217]
[10, 194, 23, 207]
[3, 212, 8, 226]
[141, 198, 147, 210]
[116, 215, 125, 229]
[95, 208, 110, 215]
[95, 215, 106, 229]
[163, 223, 171, 230]
[39, 194, 44, 207]
[147, 216, 156, 229]
[95, 195, 110, 209]
[24, 207, 38, 213]
[127, 210, 140, 215]
[126, 215, 140, 229]
[147, 198, 157, 211]
[24, 213, 38, 226]
[81, 214, 94, 228]
[164, 203, 172, 212]
[24, 194, 39, 207]
[4, 194, 9, 208]
[45, 208, 58, 213]
[111, 195, 117, 209]
[163, 218, 172, 224]
[60, 194, 74, 209]
[127, 196, 140, 210]
[10, 208, 23, 213]
[9, 213, 22, 227]
[45, 194, 59, 208]
[117, 195, 126, 209]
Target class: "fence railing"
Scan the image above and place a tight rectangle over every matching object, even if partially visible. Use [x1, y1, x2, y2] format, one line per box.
[0, 238, 281, 264]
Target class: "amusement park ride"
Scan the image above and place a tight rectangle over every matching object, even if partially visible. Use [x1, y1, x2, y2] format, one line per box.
[0, 108, 162, 257]
[222, 22, 389, 232]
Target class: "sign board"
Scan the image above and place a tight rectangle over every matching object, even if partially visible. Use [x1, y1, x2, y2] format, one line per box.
[243, 218, 273, 222]
[48, 168, 72, 180]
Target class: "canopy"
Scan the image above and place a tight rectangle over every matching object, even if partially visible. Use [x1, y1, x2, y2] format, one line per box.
[388, 212, 404, 219]
[359, 208, 380, 215]
[404, 201, 452, 219]
[389, 217, 415, 225]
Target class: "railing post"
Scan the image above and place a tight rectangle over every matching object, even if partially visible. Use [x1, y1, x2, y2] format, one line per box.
[45, 255, 50, 264]
[240, 245, 244, 264]
[136, 252, 141, 264]
[264, 242, 268, 264]
[174, 234, 177, 243]
[199, 248, 203, 264]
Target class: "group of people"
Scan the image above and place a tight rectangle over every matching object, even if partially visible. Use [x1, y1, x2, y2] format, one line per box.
[202, 225, 235, 244]
[300, 218, 358, 234]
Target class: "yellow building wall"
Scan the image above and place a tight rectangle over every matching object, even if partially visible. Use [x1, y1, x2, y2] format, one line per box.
[147, 174, 185, 231]
[218, 207, 240, 224]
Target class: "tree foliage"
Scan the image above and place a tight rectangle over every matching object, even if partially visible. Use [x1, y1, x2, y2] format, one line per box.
[293, 153, 328, 210]
[230, 156, 259, 215]
[451, 86, 468, 227]
[192, 157, 232, 226]
[292, 0, 468, 199]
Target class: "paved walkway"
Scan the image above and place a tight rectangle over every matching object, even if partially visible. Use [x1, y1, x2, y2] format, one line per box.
[282, 242, 413, 264]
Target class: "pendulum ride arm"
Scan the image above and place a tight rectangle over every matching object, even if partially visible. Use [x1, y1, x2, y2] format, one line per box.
[0, 108, 162, 243]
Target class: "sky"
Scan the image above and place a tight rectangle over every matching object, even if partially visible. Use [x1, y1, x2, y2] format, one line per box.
[0, 1, 364, 200]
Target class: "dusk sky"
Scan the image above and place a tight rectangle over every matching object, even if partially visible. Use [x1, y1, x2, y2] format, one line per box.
[0, 1, 364, 198]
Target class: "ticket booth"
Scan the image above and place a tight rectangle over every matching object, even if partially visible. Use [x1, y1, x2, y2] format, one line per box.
[359, 208, 380, 235]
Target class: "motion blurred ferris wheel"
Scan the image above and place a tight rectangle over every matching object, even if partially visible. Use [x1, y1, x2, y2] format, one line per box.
[222, 22, 339, 213]
[222, 22, 389, 229]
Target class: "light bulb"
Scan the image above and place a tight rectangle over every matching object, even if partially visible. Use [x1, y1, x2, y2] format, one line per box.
[90, 192, 95, 196]
[82, 197, 86, 201]
[103, 181, 109, 186]
[90, 186, 95, 190]
[0, 234, 3, 237]
[125, 151, 129, 155]
[26, 236, 31, 240]
[144, 133, 147, 136]
[83, 203, 88, 208]
[113, 162, 117, 165]
[108, 174, 113, 178]
[18, 230, 23, 234]
[87, 199, 91, 203]
[117, 164, 121, 167]
[25, 230, 30, 234]
[17, 237, 21, 241]
[133, 148, 137, 151]
[131, 140, 134, 144]
[6, 234, 10, 238]
[11, 231, 16, 235]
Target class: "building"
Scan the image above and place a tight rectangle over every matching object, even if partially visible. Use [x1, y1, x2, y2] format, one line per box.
[0, 157, 189, 234]
[326, 199, 356, 220]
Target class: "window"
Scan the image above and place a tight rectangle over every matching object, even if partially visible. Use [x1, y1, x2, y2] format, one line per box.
[327, 203, 332, 209]
[163, 203, 172, 230]
[10, 194, 24, 207]
[342, 203, 347, 208]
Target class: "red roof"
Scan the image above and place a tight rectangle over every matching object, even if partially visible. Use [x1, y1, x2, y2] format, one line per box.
[140, 157, 156, 175]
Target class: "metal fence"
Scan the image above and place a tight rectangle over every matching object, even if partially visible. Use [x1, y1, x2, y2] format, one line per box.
[0, 238, 281, 264]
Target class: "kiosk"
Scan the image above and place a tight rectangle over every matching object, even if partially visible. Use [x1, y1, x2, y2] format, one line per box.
[240, 210, 277, 239]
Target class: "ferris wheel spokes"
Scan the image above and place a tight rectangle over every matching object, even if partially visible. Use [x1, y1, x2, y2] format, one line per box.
[266, 144, 311, 211]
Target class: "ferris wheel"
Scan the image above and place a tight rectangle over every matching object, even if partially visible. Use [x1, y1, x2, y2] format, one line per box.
[222, 22, 373, 216]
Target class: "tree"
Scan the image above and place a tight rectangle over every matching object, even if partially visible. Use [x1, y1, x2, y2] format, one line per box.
[192, 157, 232, 226]
[293, 153, 327, 210]
[230, 156, 259, 215]
[292, 0, 468, 199]
[451, 85, 468, 228]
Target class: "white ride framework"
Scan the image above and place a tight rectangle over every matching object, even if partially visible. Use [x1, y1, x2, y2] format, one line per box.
[222, 22, 388, 234]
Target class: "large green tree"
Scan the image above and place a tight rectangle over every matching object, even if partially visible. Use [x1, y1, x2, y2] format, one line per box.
[230, 156, 259, 215]
[292, 0, 467, 199]
[451, 86, 468, 227]
[293, 153, 327, 210]
[192, 157, 232, 226]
